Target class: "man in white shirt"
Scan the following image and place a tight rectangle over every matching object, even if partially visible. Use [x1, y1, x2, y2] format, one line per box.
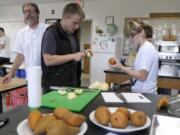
[2, 2, 47, 83]
[0, 27, 10, 65]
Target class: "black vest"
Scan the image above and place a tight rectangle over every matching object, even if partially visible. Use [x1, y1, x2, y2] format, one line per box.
[41, 21, 81, 90]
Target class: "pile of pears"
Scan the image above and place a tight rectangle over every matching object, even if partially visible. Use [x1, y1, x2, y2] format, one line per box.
[94, 106, 147, 128]
[28, 108, 85, 135]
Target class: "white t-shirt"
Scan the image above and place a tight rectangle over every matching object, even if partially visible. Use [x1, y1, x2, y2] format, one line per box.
[131, 41, 159, 94]
[0, 35, 10, 58]
[14, 22, 47, 68]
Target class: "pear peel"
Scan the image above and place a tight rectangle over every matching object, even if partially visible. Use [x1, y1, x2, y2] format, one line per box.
[157, 96, 169, 110]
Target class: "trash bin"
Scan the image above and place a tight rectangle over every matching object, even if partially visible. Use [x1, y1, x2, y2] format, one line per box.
[16, 69, 26, 78]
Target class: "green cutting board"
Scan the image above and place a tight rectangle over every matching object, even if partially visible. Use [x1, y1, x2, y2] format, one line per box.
[42, 89, 100, 112]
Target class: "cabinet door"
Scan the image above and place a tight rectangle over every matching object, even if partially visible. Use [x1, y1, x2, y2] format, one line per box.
[83, 44, 90, 73]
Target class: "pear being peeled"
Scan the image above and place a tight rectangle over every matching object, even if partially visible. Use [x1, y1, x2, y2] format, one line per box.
[87, 52, 91, 57]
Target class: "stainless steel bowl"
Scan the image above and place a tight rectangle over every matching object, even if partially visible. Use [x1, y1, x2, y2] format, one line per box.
[167, 95, 180, 116]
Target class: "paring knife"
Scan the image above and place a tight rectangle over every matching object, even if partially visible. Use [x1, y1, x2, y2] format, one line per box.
[50, 86, 99, 92]
[115, 93, 127, 103]
[50, 86, 75, 91]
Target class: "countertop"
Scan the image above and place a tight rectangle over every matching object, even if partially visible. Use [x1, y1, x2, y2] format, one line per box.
[0, 92, 173, 135]
[104, 68, 180, 79]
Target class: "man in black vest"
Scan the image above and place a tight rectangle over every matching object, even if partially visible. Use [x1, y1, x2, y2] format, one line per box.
[41, 3, 85, 93]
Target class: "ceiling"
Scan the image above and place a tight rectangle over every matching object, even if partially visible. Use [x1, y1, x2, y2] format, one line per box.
[0, 0, 87, 7]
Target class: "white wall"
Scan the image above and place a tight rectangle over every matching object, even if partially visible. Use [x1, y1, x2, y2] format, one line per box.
[0, 0, 179, 61]
[0, 1, 179, 43]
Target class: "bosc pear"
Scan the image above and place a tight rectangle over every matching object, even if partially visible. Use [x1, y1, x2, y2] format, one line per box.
[47, 120, 80, 135]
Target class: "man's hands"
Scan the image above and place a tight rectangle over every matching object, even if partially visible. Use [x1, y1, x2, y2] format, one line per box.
[73, 52, 85, 62]
[73, 49, 93, 62]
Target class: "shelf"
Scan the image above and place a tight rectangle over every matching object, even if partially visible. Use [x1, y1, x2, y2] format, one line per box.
[122, 15, 180, 55]
[157, 41, 180, 46]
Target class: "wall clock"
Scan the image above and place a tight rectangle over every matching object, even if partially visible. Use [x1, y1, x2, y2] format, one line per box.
[105, 16, 114, 25]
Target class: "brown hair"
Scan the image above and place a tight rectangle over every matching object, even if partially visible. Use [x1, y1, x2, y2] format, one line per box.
[22, 2, 40, 14]
[127, 20, 144, 34]
[62, 3, 85, 19]
[143, 24, 153, 39]
[0, 27, 4, 33]
[127, 20, 153, 39]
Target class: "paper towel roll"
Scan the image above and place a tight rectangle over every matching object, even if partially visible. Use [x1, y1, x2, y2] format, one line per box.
[27, 66, 42, 108]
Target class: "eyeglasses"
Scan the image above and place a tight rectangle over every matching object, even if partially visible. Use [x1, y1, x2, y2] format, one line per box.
[129, 32, 139, 38]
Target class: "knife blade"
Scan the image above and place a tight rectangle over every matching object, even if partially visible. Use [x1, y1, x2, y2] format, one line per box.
[50, 86, 99, 92]
[50, 86, 75, 91]
[115, 93, 127, 103]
